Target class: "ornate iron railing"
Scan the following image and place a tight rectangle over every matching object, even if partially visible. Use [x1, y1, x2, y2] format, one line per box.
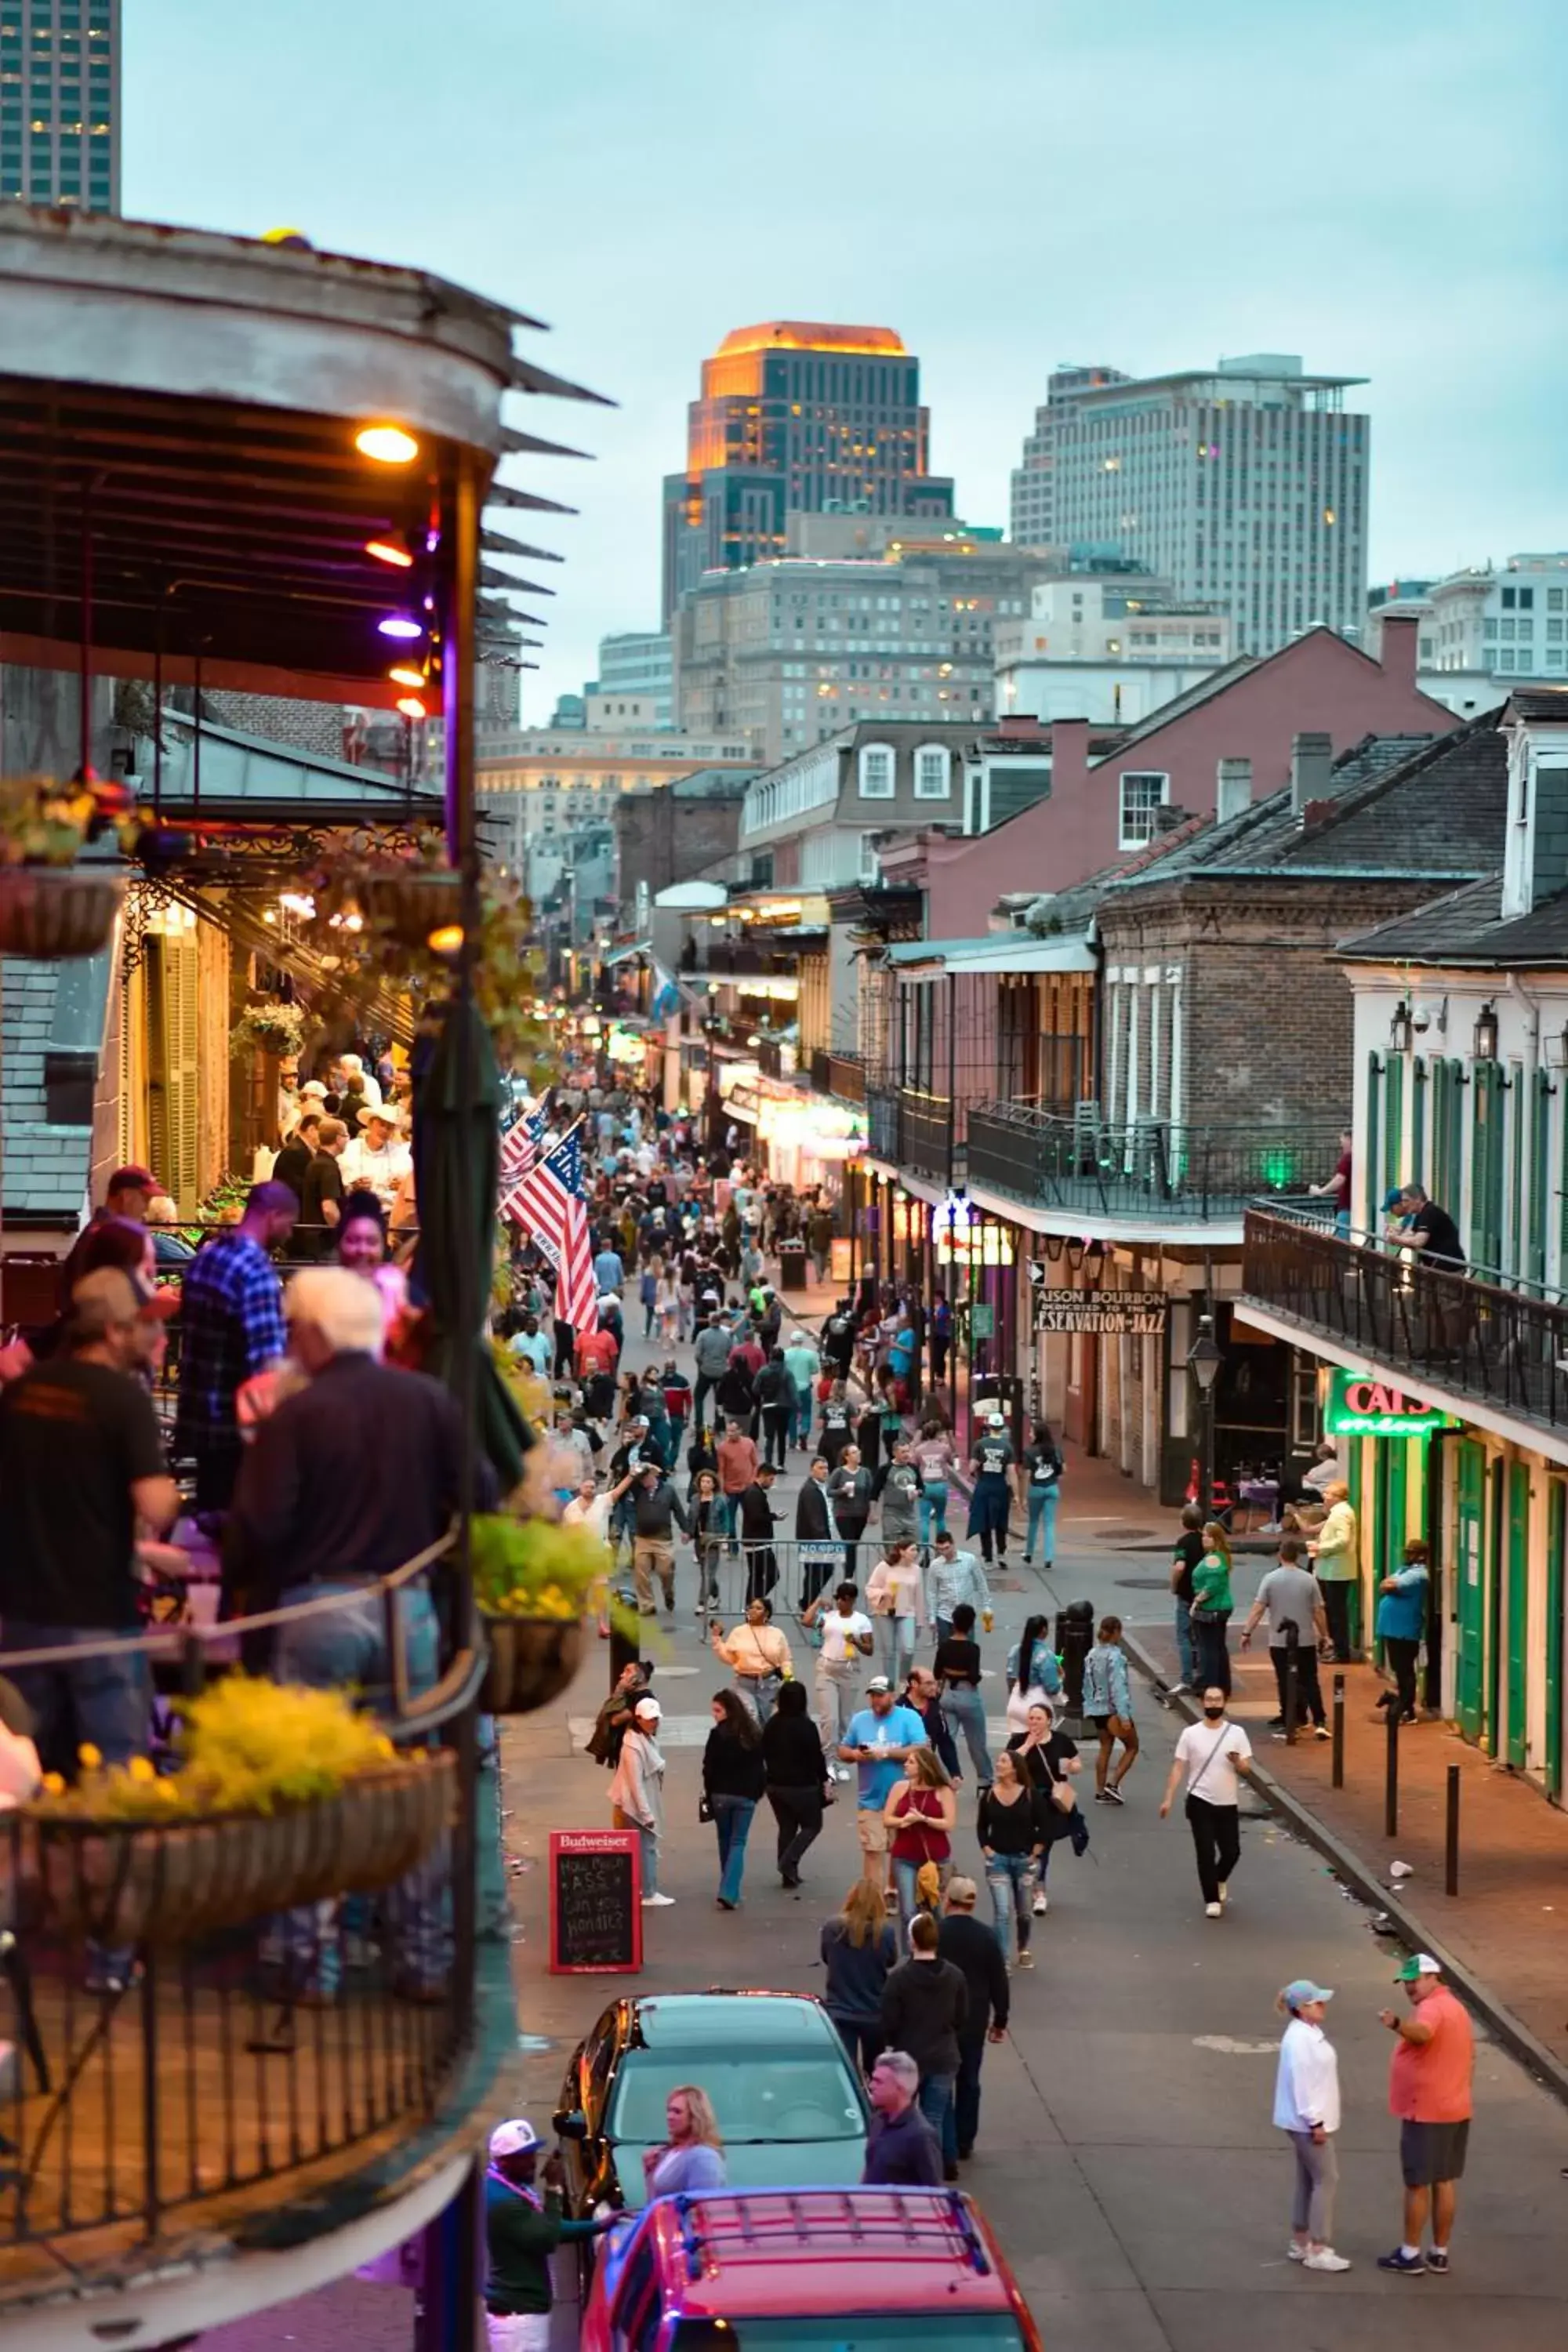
[967, 1105, 1342, 1222]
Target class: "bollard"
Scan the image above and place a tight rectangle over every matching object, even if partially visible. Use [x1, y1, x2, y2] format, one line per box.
[1331, 1674, 1345, 1788]
[1384, 1700, 1399, 1837]
[1446, 1763, 1461, 1896]
[1059, 1600, 1094, 1717]
[1282, 1621, 1300, 1745]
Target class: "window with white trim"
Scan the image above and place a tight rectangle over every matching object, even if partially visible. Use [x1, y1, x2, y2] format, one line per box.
[1118, 770, 1170, 849]
[858, 830, 881, 882]
[913, 742, 952, 799]
[857, 742, 895, 798]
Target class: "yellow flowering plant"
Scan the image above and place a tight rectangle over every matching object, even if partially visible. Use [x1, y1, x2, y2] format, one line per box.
[470, 1512, 609, 1622]
[31, 1678, 411, 1823]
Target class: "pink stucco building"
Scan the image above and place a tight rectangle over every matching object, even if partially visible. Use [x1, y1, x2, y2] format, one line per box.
[880, 616, 1459, 937]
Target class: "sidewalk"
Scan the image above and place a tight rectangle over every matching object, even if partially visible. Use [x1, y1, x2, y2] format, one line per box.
[1126, 1616, 1568, 2091]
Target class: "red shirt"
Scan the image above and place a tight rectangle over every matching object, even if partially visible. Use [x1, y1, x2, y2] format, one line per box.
[717, 1433, 758, 1495]
[575, 1329, 616, 1378]
[732, 1338, 764, 1379]
[1388, 1986, 1473, 2123]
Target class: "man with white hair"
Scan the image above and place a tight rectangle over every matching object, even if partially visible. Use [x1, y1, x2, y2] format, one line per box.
[861, 2049, 942, 2185]
[231, 1266, 492, 2001]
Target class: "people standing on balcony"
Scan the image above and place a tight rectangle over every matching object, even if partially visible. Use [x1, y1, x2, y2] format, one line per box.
[1307, 1482, 1359, 1664]
[342, 1103, 408, 1211]
[1309, 1128, 1355, 1236]
[1020, 1421, 1064, 1568]
[298, 1116, 349, 1261]
[173, 1181, 297, 1510]
[913, 1417, 957, 1544]
[1374, 1540, 1431, 1726]
[1189, 1522, 1235, 1696]
[966, 1413, 1018, 1565]
[1394, 1184, 1466, 1272]
[829, 1442, 874, 1577]
[270, 1111, 320, 1210]
[1240, 1537, 1330, 1737]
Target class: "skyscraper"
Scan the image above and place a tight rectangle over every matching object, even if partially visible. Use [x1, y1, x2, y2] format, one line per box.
[661, 321, 955, 624]
[1010, 365, 1129, 547]
[0, 0, 121, 213]
[1010, 354, 1370, 656]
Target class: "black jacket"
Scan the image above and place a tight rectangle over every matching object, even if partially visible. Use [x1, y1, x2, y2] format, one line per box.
[795, 1479, 833, 1541]
[716, 1365, 755, 1417]
[737, 1482, 781, 1544]
[631, 1480, 691, 1541]
[938, 1912, 1010, 2036]
[702, 1723, 766, 1802]
[880, 1955, 967, 2079]
[753, 1362, 794, 1410]
[761, 1709, 826, 1788]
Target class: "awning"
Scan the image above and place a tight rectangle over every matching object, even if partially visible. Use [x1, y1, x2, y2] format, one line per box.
[884, 935, 1094, 976]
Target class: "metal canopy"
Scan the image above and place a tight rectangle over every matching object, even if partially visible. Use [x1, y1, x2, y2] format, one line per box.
[0, 207, 608, 710]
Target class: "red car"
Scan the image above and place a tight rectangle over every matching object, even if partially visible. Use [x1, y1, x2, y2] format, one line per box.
[579, 2183, 1042, 2350]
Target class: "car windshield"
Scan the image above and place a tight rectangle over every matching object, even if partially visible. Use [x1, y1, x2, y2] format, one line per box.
[608, 2054, 864, 2144]
[670, 2321, 1025, 2350]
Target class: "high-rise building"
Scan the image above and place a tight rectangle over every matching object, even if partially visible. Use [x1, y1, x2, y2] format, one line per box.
[661, 321, 955, 624]
[1011, 354, 1370, 656]
[594, 630, 673, 726]
[673, 532, 1060, 765]
[1010, 365, 1129, 548]
[0, 0, 120, 212]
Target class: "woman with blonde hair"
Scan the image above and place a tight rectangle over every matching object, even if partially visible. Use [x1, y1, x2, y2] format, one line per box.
[884, 1744, 956, 1947]
[819, 1878, 897, 2072]
[644, 2085, 727, 2198]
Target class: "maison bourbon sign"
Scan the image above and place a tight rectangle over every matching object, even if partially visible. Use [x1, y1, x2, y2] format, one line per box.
[1033, 1290, 1168, 1336]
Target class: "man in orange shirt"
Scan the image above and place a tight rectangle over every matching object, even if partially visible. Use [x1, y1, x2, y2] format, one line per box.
[1377, 1953, 1474, 2276]
[574, 1319, 618, 1420]
[717, 1418, 759, 1546]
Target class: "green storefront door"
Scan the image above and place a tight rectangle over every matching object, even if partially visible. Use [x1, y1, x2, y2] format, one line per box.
[1547, 1483, 1565, 1799]
[1506, 1461, 1530, 1769]
[1454, 1439, 1486, 1742]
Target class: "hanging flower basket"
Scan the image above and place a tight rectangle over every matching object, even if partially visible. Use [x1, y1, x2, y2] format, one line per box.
[0, 868, 124, 960]
[481, 1614, 586, 1715]
[230, 999, 309, 1061]
[22, 1754, 455, 1949]
[358, 869, 464, 948]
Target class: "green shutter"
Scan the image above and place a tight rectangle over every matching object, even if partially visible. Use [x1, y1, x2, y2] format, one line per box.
[1455, 1438, 1486, 1743]
[1528, 1068, 1552, 1294]
[1471, 1061, 1504, 1277]
[1506, 1461, 1530, 1770]
[1383, 1054, 1405, 1202]
[1547, 1481, 1565, 1798]
[1505, 1062, 1526, 1282]
[1410, 1056, 1428, 1189]
[1365, 1051, 1383, 1232]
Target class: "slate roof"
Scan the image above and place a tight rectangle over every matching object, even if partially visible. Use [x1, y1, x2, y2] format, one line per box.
[1339, 875, 1568, 967]
[1102, 709, 1508, 895]
[2, 950, 109, 1222]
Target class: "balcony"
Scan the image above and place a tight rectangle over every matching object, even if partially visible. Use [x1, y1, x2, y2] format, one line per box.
[965, 1105, 1341, 1232]
[864, 1086, 953, 1185]
[1243, 1207, 1568, 1439]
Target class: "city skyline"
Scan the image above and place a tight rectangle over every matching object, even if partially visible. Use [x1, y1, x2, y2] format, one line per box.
[125, 0, 1566, 717]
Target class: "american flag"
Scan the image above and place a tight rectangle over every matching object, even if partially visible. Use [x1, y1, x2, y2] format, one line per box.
[499, 1094, 549, 1188]
[503, 1127, 597, 1331]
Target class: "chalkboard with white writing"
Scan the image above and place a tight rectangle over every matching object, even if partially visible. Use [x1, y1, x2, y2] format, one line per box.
[549, 1830, 641, 1974]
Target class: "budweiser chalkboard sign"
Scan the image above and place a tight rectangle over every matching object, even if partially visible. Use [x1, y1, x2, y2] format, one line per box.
[549, 1829, 641, 1974]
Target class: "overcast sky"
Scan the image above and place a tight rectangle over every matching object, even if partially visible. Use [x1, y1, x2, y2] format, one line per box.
[128, 0, 1566, 719]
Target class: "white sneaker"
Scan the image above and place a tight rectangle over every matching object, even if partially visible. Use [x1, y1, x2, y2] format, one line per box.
[1303, 2249, 1351, 2273]
[1205, 1901, 1223, 1918]
[1287, 2242, 1308, 2263]
[1032, 1893, 1048, 1915]
[641, 1893, 676, 1908]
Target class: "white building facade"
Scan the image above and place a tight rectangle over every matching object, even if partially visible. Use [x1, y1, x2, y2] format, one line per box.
[995, 572, 1232, 724]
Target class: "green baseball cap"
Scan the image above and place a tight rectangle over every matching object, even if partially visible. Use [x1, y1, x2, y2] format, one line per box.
[1396, 1952, 1442, 1983]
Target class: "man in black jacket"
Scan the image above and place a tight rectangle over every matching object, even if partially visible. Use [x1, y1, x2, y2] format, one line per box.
[630, 1464, 691, 1615]
[795, 1454, 837, 1607]
[879, 1911, 967, 2181]
[753, 1347, 796, 1471]
[938, 1877, 1010, 2165]
[737, 1461, 782, 1604]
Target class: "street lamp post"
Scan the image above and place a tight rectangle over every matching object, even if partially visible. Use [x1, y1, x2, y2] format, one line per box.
[1187, 1312, 1223, 1516]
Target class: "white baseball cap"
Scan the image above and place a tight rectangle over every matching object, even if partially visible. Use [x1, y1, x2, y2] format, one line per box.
[490, 2117, 540, 2157]
[633, 1696, 662, 1722]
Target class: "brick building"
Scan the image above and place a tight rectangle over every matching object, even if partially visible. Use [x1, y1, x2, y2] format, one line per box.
[615, 770, 753, 907]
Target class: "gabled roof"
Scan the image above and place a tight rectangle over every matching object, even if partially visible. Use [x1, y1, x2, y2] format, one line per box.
[1338, 875, 1568, 967]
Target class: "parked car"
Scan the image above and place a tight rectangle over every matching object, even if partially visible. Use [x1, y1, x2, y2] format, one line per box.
[554, 1991, 868, 2214]
[580, 2185, 1043, 2350]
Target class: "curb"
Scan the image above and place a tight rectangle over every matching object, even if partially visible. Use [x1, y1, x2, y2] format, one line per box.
[1122, 1627, 1568, 2114]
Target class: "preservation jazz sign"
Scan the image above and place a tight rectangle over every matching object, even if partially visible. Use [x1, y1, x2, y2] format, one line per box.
[1031, 1285, 1168, 1336]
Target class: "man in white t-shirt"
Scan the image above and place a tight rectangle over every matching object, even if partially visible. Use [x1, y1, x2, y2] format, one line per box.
[804, 1577, 875, 1774]
[1159, 1686, 1255, 1918]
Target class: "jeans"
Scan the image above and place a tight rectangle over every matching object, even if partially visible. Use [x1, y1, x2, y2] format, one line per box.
[881, 1613, 917, 1684]
[5, 1624, 152, 1777]
[1024, 1485, 1058, 1562]
[953, 2034, 986, 2159]
[1385, 1635, 1421, 1719]
[1185, 1793, 1241, 1906]
[919, 1483, 949, 1544]
[815, 1658, 862, 1755]
[891, 1853, 949, 1948]
[985, 1851, 1038, 1960]
[720, 1492, 742, 1541]
[831, 2014, 882, 2074]
[918, 2069, 956, 2162]
[733, 1672, 782, 1728]
[270, 1581, 446, 1994]
[710, 1792, 756, 1904]
[1288, 2128, 1339, 2244]
[761, 1406, 790, 1468]
[1192, 1609, 1232, 1696]
[940, 1682, 993, 1782]
[693, 1371, 718, 1435]
[767, 1784, 824, 1882]
[1174, 1600, 1198, 1688]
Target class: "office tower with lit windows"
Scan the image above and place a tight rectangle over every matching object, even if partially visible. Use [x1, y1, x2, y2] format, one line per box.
[0, 0, 119, 211]
[661, 321, 955, 624]
[1011, 354, 1370, 656]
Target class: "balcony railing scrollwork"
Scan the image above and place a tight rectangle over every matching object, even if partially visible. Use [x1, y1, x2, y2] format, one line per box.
[966, 1105, 1343, 1223]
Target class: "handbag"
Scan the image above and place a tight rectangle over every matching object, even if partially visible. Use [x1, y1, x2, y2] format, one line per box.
[1043, 1748, 1078, 1817]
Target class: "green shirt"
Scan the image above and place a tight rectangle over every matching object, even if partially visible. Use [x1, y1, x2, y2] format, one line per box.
[485, 2176, 599, 2316]
[1191, 1553, 1233, 1614]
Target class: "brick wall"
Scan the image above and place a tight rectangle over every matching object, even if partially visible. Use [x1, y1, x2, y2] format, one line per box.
[615, 786, 746, 902]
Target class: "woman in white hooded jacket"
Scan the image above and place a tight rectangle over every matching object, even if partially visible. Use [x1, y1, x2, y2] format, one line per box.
[609, 1696, 673, 1907]
[1272, 1978, 1350, 2272]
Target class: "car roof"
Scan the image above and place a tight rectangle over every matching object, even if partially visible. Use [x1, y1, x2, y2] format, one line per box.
[624, 1991, 837, 2049]
[633, 2189, 1018, 2318]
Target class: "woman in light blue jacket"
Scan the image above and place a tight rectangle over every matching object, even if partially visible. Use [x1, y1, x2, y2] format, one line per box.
[1081, 1615, 1139, 1805]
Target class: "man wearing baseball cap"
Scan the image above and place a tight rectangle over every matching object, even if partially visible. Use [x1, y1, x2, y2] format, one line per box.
[60, 1163, 160, 1294]
[485, 2115, 611, 2349]
[1377, 1953, 1474, 2275]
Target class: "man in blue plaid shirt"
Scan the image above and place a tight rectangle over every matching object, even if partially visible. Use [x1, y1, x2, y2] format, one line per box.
[173, 1180, 298, 1508]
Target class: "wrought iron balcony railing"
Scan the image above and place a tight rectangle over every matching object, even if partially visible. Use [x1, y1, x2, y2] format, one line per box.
[1242, 1207, 1568, 1433]
[864, 1086, 953, 1185]
[965, 1105, 1341, 1223]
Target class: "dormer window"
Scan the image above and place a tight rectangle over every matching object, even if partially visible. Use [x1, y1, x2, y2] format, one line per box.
[858, 742, 895, 798]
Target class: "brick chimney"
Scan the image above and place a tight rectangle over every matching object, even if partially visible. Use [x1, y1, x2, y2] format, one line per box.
[997, 712, 1046, 739]
[1290, 731, 1334, 817]
[1378, 611, 1419, 691]
[1216, 757, 1252, 824]
[1048, 717, 1090, 796]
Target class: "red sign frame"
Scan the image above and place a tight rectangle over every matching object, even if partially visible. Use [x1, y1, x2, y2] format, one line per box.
[548, 1828, 643, 1975]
